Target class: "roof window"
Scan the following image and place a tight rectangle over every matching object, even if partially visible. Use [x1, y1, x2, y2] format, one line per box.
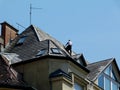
[17, 36, 27, 45]
[37, 49, 47, 56]
[51, 48, 62, 54]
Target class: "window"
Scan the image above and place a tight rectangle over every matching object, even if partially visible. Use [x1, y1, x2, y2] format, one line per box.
[98, 65, 119, 90]
[98, 75, 119, 90]
[98, 75, 104, 89]
[17, 36, 27, 45]
[105, 77, 111, 90]
[104, 65, 117, 81]
[112, 82, 118, 90]
[105, 65, 111, 76]
[51, 48, 62, 54]
[37, 49, 46, 56]
[74, 83, 83, 90]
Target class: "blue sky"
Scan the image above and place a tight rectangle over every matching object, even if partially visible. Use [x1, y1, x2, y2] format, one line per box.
[0, 0, 120, 68]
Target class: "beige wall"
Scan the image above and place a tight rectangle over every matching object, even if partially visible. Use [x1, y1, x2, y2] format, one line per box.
[14, 59, 50, 90]
[13, 57, 101, 90]
[50, 76, 73, 90]
[48, 58, 88, 78]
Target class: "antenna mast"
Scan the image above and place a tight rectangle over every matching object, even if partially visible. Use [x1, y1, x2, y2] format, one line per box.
[29, 4, 42, 25]
[16, 23, 26, 29]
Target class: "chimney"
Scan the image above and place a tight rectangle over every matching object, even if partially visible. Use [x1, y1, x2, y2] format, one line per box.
[1, 21, 19, 47]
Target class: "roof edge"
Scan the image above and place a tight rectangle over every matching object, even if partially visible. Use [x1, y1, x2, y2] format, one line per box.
[1, 21, 19, 32]
[11, 55, 90, 73]
[32, 25, 41, 41]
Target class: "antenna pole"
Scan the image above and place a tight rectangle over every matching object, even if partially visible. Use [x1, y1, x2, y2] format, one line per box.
[30, 4, 32, 25]
[29, 4, 42, 25]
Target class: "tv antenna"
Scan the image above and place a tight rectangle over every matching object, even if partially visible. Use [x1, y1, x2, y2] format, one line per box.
[16, 23, 26, 29]
[30, 4, 42, 25]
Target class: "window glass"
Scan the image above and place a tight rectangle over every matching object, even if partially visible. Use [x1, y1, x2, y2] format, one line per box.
[104, 65, 117, 80]
[112, 82, 117, 90]
[74, 83, 83, 90]
[105, 77, 111, 90]
[17, 36, 27, 44]
[37, 49, 46, 56]
[104, 66, 111, 76]
[98, 65, 119, 90]
[98, 75, 104, 89]
[51, 48, 62, 54]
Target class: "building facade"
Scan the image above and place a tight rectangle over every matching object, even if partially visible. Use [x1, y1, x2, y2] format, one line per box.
[0, 22, 119, 90]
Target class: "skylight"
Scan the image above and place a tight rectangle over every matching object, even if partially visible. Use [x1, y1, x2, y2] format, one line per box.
[17, 36, 27, 45]
[51, 48, 62, 54]
[36, 49, 46, 56]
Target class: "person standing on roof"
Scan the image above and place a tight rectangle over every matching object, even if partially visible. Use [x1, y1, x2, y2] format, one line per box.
[65, 40, 72, 55]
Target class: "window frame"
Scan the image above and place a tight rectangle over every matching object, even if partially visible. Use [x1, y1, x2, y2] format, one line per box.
[98, 65, 119, 90]
[73, 74, 87, 90]
[51, 48, 62, 54]
[74, 82, 84, 90]
[36, 49, 47, 56]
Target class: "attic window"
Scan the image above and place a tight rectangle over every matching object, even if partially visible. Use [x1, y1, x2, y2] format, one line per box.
[37, 49, 46, 56]
[51, 48, 62, 54]
[17, 36, 27, 45]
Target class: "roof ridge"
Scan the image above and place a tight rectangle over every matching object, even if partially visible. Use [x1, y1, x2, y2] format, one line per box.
[32, 25, 41, 41]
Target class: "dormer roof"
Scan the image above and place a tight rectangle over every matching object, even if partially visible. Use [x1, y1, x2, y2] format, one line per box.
[86, 58, 120, 81]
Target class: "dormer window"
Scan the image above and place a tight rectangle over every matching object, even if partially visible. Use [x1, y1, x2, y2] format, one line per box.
[17, 36, 27, 45]
[51, 48, 62, 54]
[104, 65, 117, 80]
[98, 65, 119, 90]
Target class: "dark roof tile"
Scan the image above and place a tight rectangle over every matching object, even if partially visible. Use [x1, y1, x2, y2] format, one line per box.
[0, 55, 30, 89]
[4, 25, 71, 64]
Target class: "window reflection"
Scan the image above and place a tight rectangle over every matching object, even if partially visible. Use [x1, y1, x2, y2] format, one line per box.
[98, 65, 119, 90]
[105, 78, 110, 90]
[112, 82, 117, 90]
[17, 36, 27, 45]
[74, 83, 83, 90]
[98, 75, 104, 88]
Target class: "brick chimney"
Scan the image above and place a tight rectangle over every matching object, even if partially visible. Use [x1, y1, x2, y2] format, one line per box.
[1, 21, 19, 48]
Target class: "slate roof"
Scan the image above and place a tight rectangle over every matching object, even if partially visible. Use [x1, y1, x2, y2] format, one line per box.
[2, 24, 89, 73]
[72, 54, 87, 67]
[86, 58, 114, 81]
[4, 25, 70, 63]
[4, 25, 86, 65]
[0, 55, 32, 89]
